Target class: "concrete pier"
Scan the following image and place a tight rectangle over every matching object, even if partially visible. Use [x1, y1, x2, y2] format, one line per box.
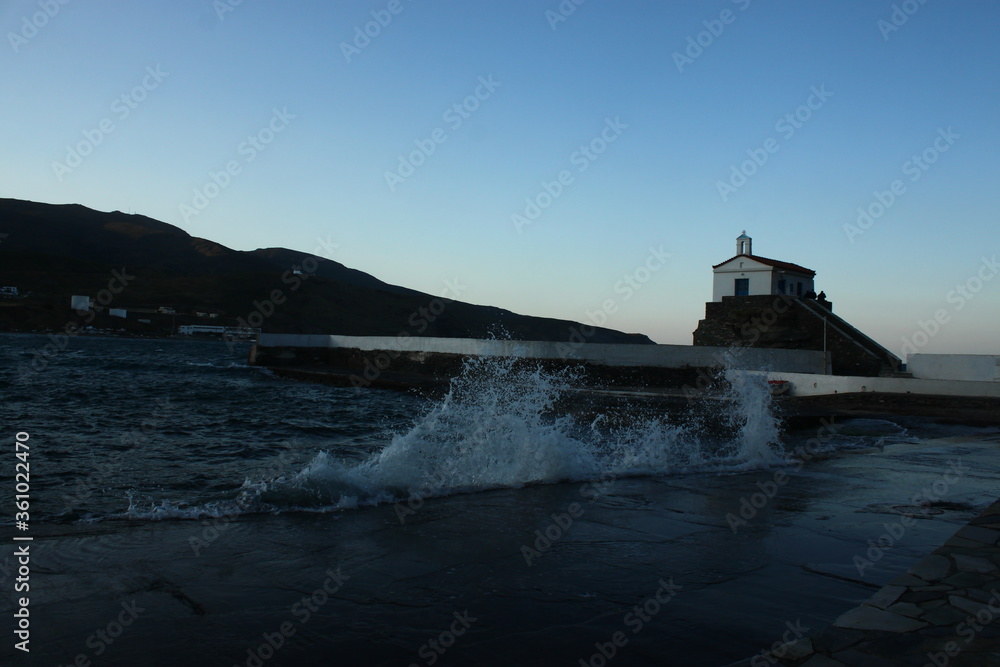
[250, 336, 1000, 412]
[249, 334, 826, 392]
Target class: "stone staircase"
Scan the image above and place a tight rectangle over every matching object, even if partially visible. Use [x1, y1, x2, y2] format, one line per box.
[693, 295, 903, 377]
[795, 297, 902, 376]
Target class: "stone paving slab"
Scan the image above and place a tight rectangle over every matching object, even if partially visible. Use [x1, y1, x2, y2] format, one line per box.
[729, 500, 1000, 666]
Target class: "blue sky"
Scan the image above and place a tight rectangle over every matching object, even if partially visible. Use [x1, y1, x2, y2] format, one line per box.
[2, 0, 998, 355]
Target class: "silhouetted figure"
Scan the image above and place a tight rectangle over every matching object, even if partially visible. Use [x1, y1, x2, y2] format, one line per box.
[804, 290, 816, 299]
[817, 291, 827, 302]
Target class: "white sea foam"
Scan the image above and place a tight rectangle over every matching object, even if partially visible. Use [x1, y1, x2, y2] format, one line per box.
[124, 354, 787, 520]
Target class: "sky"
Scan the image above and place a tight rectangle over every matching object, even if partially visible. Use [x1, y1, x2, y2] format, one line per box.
[2, 0, 998, 356]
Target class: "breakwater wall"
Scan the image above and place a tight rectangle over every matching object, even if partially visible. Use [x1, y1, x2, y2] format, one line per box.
[907, 354, 1000, 382]
[251, 334, 827, 390]
[759, 370, 1000, 399]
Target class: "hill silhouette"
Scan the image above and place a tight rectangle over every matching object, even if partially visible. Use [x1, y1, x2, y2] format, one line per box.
[0, 198, 654, 344]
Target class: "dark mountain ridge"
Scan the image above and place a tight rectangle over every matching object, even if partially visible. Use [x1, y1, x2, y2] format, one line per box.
[0, 198, 655, 345]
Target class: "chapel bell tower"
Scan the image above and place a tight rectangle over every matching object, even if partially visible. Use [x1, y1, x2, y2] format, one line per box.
[736, 231, 752, 256]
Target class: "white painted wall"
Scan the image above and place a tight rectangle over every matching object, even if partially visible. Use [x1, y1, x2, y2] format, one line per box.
[712, 257, 814, 301]
[758, 370, 1000, 398]
[712, 257, 773, 301]
[907, 354, 1000, 382]
[258, 334, 827, 374]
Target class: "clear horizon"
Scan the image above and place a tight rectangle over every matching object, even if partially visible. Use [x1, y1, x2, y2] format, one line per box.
[3, 0, 998, 356]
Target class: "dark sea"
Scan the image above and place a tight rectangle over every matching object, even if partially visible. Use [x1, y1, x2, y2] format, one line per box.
[1, 334, 809, 525]
[2, 333, 997, 666]
[4, 334, 427, 524]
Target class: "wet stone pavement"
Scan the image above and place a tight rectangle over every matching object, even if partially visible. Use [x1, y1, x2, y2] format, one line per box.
[730, 499, 1000, 667]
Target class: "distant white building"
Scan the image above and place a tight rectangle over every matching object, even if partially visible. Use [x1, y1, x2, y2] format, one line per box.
[178, 325, 260, 338]
[179, 325, 226, 335]
[0, 286, 18, 297]
[711, 232, 816, 301]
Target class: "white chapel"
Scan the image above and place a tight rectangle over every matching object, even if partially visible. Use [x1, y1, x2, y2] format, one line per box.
[711, 232, 816, 302]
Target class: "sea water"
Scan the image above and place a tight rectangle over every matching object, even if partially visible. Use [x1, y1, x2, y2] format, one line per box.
[3, 333, 992, 667]
[0, 334, 892, 524]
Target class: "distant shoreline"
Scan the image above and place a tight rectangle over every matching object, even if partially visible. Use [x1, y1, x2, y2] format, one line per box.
[0, 330, 253, 344]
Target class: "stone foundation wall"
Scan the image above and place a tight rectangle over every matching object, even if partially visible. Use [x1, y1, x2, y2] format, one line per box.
[693, 295, 898, 377]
